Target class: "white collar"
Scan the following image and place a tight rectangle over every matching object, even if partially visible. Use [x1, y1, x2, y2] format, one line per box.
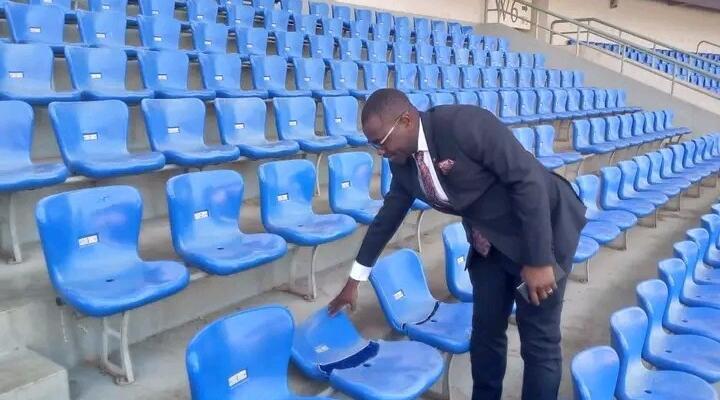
[417, 119, 429, 152]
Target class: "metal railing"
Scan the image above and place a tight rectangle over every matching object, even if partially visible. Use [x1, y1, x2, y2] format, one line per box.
[697, 40, 720, 57]
[484, 0, 719, 100]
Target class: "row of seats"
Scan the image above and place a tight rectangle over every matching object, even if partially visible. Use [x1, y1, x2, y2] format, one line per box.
[572, 202, 720, 399]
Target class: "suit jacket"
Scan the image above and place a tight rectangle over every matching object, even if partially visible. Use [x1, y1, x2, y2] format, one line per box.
[356, 105, 587, 274]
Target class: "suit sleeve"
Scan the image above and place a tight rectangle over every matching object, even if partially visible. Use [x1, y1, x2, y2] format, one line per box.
[461, 110, 556, 267]
[355, 172, 414, 267]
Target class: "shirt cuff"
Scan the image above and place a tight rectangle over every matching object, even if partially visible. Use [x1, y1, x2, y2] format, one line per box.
[349, 261, 372, 281]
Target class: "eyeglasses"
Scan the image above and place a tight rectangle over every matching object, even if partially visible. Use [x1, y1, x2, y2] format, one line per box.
[369, 110, 407, 150]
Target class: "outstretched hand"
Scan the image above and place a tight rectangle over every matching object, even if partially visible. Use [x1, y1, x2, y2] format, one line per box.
[328, 279, 359, 316]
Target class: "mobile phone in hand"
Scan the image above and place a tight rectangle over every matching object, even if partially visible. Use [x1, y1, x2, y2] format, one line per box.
[516, 264, 566, 304]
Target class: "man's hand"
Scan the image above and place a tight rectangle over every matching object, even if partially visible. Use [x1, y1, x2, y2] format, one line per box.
[328, 278, 359, 316]
[520, 265, 557, 306]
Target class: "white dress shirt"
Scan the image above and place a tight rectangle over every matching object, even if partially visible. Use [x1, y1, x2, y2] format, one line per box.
[350, 120, 449, 281]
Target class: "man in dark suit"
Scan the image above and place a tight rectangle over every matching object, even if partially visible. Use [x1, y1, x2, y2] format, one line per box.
[328, 89, 587, 400]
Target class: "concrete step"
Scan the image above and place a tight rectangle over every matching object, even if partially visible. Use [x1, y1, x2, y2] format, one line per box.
[0, 348, 69, 400]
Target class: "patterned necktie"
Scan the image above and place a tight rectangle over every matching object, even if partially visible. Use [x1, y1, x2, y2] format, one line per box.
[413, 152, 491, 257]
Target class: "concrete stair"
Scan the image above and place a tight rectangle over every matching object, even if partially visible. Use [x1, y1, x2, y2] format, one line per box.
[0, 349, 69, 400]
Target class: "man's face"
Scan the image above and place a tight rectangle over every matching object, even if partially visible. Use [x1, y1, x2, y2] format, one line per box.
[363, 110, 416, 164]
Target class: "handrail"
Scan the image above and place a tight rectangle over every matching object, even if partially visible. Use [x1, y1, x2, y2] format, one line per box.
[484, 0, 719, 100]
[552, 17, 720, 72]
[697, 40, 720, 56]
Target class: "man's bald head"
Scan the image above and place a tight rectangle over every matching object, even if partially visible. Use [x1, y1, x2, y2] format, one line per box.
[361, 89, 420, 164]
[361, 88, 414, 126]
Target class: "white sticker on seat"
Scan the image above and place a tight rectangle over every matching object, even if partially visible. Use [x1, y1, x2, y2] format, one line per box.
[234, 123, 245, 130]
[30, 27, 41, 33]
[193, 210, 209, 220]
[78, 234, 99, 247]
[196, 14, 204, 20]
[345, 51, 351, 56]
[90, 73, 102, 79]
[314, 344, 329, 353]
[341, 180, 351, 189]
[370, 78, 376, 83]
[43, 0, 52, 4]
[227, 369, 247, 387]
[158, 74, 168, 80]
[101, 4, 110, 9]
[303, 76, 310, 82]
[204, 40, 212, 46]
[339, 78, 345, 83]
[334, 117, 342, 123]
[153, 35, 163, 42]
[151, 9, 159, 15]
[246, 43, 254, 48]
[8, 72, 23, 79]
[271, 23, 276, 28]
[393, 290, 405, 300]
[277, 193, 289, 202]
[96, 32, 107, 39]
[263, 75, 270, 81]
[288, 120, 297, 126]
[284, 47, 290, 51]
[214, 74, 223, 81]
[167, 127, 180, 134]
[456, 256, 465, 265]
[83, 132, 98, 141]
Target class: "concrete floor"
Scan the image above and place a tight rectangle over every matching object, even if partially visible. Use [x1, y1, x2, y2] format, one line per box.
[65, 183, 720, 400]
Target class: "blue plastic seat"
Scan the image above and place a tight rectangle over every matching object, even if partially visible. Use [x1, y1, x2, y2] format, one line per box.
[602, 116, 635, 148]
[672, 241, 720, 309]
[186, 0, 217, 23]
[600, 166, 656, 218]
[359, 62, 388, 98]
[292, 58, 347, 98]
[574, 70, 585, 87]
[5, 3, 66, 52]
[0, 43, 81, 104]
[138, 0, 175, 18]
[571, 346, 619, 400]
[574, 235, 601, 265]
[594, 89, 611, 115]
[321, 17, 343, 39]
[348, 20, 370, 40]
[477, 90, 499, 116]
[428, 92, 455, 107]
[659, 258, 720, 342]
[258, 159, 357, 247]
[499, 68, 517, 88]
[214, 97, 299, 159]
[328, 60, 368, 98]
[363, 40, 389, 64]
[534, 88, 557, 121]
[661, 148, 703, 184]
[167, 170, 287, 275]
[35, 185, 189, 317]
[610, 306, 718, 399]
[370, 249, 472, 353]
[517, 68, 533, 88]
[617, 161, 669, 206]
[273, 97, 347, 153]
[307, 34, 334, 61]
[197, 53, 268, 98]
[631, 113, 655, 144]
[394, 63, 418, 93]
[453, 47, 470, 66]
[471, 49, 488, 67]
[141, 98, 239, 167]
[250, 0, 274, 13]
[632, 155, 682, 197]
[498, 90, 523, 125]
[331, 4, 351, 22]
[137, 50, 215, 100]
[576, 174, 638, 230]
[321, 96, 367, 146]
[275, 31, 304, 60]
[546, 69, 561, 88]
[672, 144, 710, 179]
[512, 127, 564, 170]
[354, 7, 372, 22]
[49, 100, 165, 178]
[480, 67, 499, 88]
[616, 114, 646, 146]
[280, 0, 302, 17]
[647, 151, 693, 190]
[0, 101, 68, 191]
[297, 14, 319, 36]
[697, 213, 720, 270]
[551, 89, 579, 119]
[442, 222, 472, 303]
[226, 4, 255, 31]
[682, 141, 717, 175]
[264, 9, 290, 31]
[560, 70, 575, 88]
[417, 64, 443, 92]
[460, 66, 481, 90]
[435, 45, 452, 65]
[292, 307, 443, 400]
[65, 46, 153, 104]
[190, 21, 228, 54]
[236, 27, 269, 59]
[533, 68, 548, 88]
[572, 120, 615, 155]
[567, 89, 590, 118]
[440, 65, 461, 91]
[504, 52, 520, 68]
[636, 279, 720, 382]
[87, 0, 127, 13]
[76, 10, 136, 55]
[518, 89, 542, 124]
[327, 152, 382, 224]
[252, 55, 312, 98]
[186, 305, 334, 400]
[309, 1, 329, 17]
[376, 11, 392, 26]
[535, 125, 583, 164]
[414, 18, 430, 43]
[407, 93, 430, 112]
[455, 91, 479, 106]
[590, 117, 626, 150]
[137, 15, 192, 54]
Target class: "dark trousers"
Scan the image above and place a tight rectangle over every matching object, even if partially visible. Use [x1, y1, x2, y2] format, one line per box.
[468, 247, 567, 400]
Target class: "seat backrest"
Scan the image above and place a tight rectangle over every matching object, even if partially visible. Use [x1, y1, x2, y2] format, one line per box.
[618, 114, 634, 139]
[481, 67, 499, 88]
[327, 151, 374, 211]
[292, 306, 371, 381]
[653, 110, 665, 131]
[280, 0, 301, 15]
[672, 240, 698, 284]
[167, 170, 245, 252]
[453, 47, 470, 66]
[272, 97, 317, 141]
[349, 20, 370, 40]
[631, 112, 645, 137]
[250, 55, 288, 91]
[198, 53, 243, 91]
[610, 307, 649, 394]
[214, 97, 267, 146]
[500, 68, 517, 88]
[429, 92, 455, 107]
[138, 0, 174, 17]
[236, 27, 269, 58]
[571, 119, 592, 150]
[435, 45, 452, 65]
[415, 42, 433, 64]
[604, 116, 621, 142]
[455, 91, 478, 106]
[566, 89, 582, 112]
[142, 98, 207, 152]
[257, 159, 315, 227]
[519, 52, 534, 68]
[191, 21, 228, 53]
[441, 65, 461, 90]
[633, 155, 653, 188]
[518, 89, 538, 117]
[369, 249, 438, 332]
[483, 35, 498, 51]
[264, 9, 290, 31]
[442, 222, 471, 302]
[571, 346, 620, 400]
[186, 305, 296, 400]
[292, 57, 326, 91]
[407, 93, 430, 112]
[489, 50, 504, 67]
[636, 279, 671, 338]
[361, 62, 388, 91]
[574, 70, 585, 87]
[0, 100, 35, 169]
[77, 10, 127, 47]
[36, 185, 144, 286]
[560, 70, 574, 88]
[617, 160, 639, 197]
[589, 117, 607, 144]
[394, 18, 411, 41]
[579, 89, 595, 111]
[65, 46, 128, 91]
[88, 0, 128, 13]
[138, 50, 189, 90]
[395, 63, 418, 91]
[137, 15, 181, 50]
[332, 4, 351, 22]
[376, 11, 393, 26]
[48, 100, 132, 167]
[575, 174, 601, 211]
[517, 68, 533, 88]
[504, 52, 520, 68]
[227, 4, 255, 30]
[0, 45, 54, 99]
[499, 90, 519, 117]
[461, 66, 480, 89]
[414, 17, 430, 41]
[321, 17, 343, 38]
[339, 37, 362, 61]
[700, 213, 720, 255]
[308, 34, 334, 59]
[365, 40, 389, 63]
[477, 90, 499, 114]
[594, 89, 607, 109]
[512, 127, 535, 154]
[547, 69, 561, 87]
[681, 141, 697, 168]
[668, 145, 685, 172]
[275, 31, 305, 58]
[606, 88, 618, 108]
[309, 1, 329, 17]
[321, 96, 358, 137]
[599, 166, 622, 204]
[534, 125, 556, 157]
[471, 49, 488, 67]
[418, 64, 441, 90]
[643, 111, 656, 133]
[297, 15, 319, 36]
[657, 258, 688, 316]
[187, 0, 218, 23]
[354, 7, 372, 22]
[329, 60, 358, 90]
[391, 40, 412, 64]
[533, 68, 548, 87]
[551, 88, 568, 113]
[6, 3, 65, 44]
